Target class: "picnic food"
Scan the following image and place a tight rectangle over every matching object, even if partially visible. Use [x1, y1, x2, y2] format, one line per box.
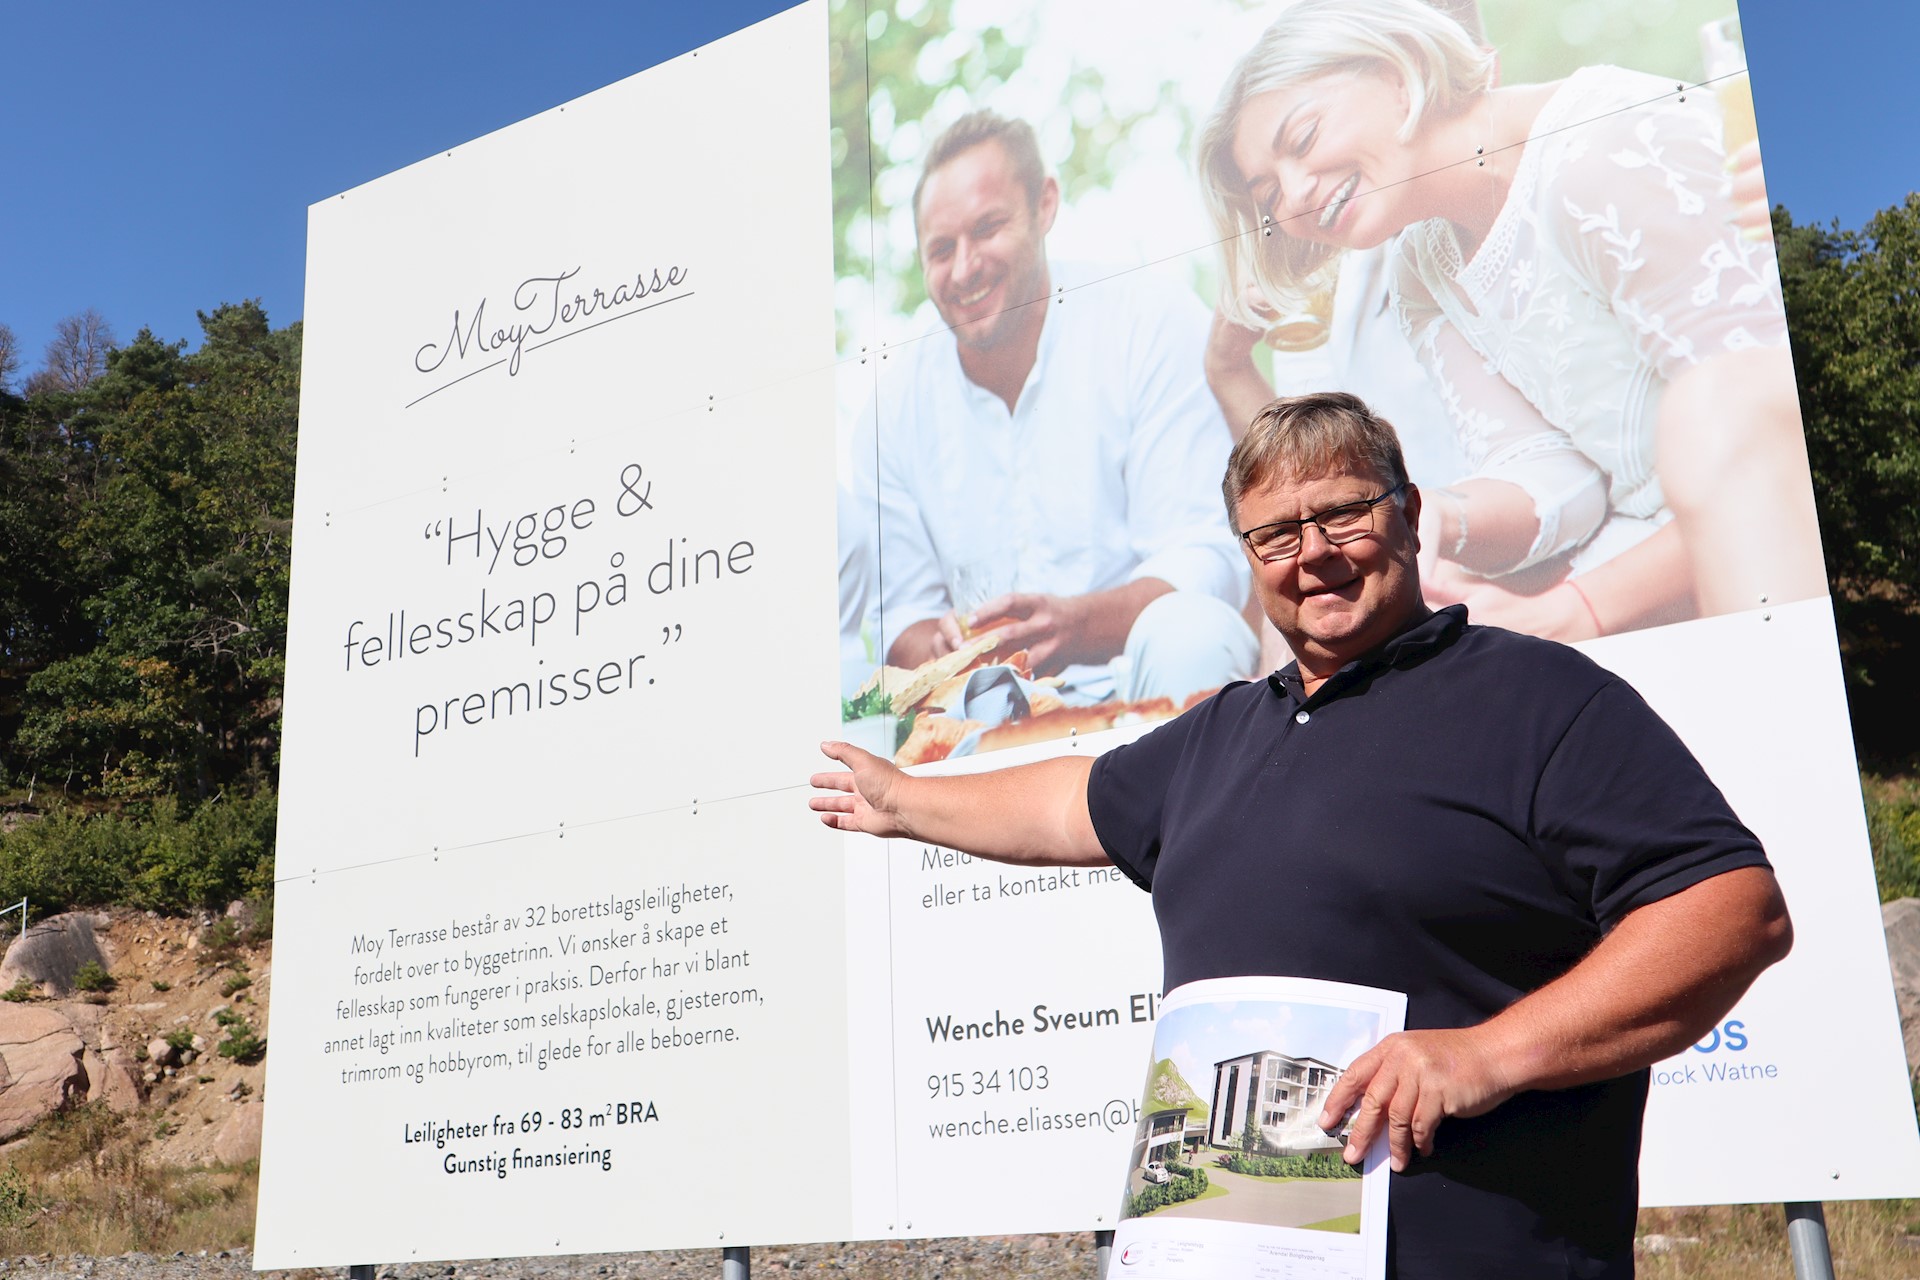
[864, 631, 1197, 766]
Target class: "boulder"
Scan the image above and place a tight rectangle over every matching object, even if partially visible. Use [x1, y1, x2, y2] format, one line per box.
[1882, 898, 1920, 1076]
[224, 899, 262, 934]
[0, 1005, 88, 1139]
[147, 1037, 178, 1067]
[82, 1045, 144, 1113]
[0, 912, 110, 996]
[210, 1101, 263, 1164]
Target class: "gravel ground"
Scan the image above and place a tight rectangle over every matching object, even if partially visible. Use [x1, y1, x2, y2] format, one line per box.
[0, 1236, 1106, 1280]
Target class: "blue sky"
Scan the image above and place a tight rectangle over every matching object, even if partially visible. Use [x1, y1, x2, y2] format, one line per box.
[1, 0, 1912, 379]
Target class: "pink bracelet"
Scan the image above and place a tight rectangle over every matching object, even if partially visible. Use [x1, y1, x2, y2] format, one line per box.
[1568, 580, 1602, 636]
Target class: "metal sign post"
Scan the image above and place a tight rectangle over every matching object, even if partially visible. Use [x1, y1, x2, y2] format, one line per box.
[722, 1245, 750, 1279]
[1785, 1202, 1836, 1280]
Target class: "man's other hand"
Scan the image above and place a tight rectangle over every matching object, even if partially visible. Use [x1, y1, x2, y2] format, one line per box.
[809, 741, 914, 838]
[1317, 1028, 1517, 1173]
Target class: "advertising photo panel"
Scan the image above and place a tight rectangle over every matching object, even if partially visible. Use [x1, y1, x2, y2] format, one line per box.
[832, 0, 1821, 770]
[829, 0, 1920, 1230]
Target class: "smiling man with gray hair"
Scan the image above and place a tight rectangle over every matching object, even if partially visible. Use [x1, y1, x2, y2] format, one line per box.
[815, 391, 1791, 1277]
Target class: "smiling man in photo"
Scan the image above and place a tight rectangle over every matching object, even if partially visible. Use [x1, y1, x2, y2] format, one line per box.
[848, 109, 1256, 716]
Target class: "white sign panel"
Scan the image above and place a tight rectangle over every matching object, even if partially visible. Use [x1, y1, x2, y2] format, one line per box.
[263, 0, 1919, 1266]
[258, 3, 849, 1264]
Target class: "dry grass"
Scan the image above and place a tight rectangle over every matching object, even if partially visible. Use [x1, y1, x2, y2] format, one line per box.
[0, 1104, 1916, 1271]
[1637, 1200, 1920, 1278]
[0, 1103, 256, 1256]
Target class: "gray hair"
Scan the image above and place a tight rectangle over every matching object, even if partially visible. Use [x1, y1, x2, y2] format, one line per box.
[1196, 0, 1494, 325]
[1223, 392, 1410, 525]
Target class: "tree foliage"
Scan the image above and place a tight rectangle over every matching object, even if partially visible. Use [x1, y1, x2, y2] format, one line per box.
[1775, 196, 1920, 762]
[0, 323, 19, 392]
[0, 301, 298, 803]
[1777, 197, 1920, 594]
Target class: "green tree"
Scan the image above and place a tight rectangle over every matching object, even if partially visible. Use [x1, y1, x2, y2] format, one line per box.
[1776, 196, 1920, 762]
[0, 322, 20, 391]
[6, 302, 297, 800]
[0, 380, 113, 787]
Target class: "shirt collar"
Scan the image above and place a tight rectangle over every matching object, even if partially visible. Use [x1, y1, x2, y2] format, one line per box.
[1268, 604, 1469, 704]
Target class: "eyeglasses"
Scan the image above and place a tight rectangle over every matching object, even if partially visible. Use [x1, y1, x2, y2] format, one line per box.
[1237, 483, 1407, 563]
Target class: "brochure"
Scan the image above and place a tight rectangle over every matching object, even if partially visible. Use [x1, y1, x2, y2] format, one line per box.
[1107, 977, 1407, 1279]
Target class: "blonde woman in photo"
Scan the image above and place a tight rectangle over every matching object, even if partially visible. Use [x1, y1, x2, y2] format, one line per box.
[1198, 0, 1824, 639]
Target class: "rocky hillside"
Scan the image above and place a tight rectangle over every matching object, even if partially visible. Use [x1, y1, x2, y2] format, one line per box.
[0, 907, 268, 1168]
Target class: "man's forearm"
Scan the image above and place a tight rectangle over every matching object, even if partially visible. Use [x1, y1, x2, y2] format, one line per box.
[890, 756, 1109, 868]
[1480, 866, 1791, 1092]
[1320, 865, 1792, 1170]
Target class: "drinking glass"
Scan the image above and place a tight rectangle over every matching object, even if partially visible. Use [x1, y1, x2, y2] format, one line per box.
[1264, 264, 1340, 353]
[948, 559, 1018, 637]
[1701, 16, 1756, 154]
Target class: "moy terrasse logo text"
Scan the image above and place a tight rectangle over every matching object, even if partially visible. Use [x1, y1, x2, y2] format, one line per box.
[408, 263, 692, 408]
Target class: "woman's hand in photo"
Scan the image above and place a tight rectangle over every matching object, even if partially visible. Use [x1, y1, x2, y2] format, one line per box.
[1448, 577, 1600, 642]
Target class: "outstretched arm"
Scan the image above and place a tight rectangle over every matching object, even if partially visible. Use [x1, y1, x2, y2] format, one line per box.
[809, 742, 1109, 868]
[1320, 865, 1790, 1171]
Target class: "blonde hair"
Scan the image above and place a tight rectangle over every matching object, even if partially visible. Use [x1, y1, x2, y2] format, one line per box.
[1197, 0, 1493, 325]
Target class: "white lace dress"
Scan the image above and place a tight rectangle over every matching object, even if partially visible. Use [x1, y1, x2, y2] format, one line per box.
[1393, 65, 1789, 573]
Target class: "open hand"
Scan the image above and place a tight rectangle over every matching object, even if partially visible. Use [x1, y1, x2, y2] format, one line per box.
[809, 741, 914, 837]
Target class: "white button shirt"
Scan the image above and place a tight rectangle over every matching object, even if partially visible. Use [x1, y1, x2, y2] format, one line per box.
[848, 261, 1247, 680]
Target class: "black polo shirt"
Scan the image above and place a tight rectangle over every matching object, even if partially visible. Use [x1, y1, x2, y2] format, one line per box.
[1088, 605, 1769, 1278]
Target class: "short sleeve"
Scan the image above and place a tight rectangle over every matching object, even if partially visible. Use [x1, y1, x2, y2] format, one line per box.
[1550, 96, 1788, 380]
[1531, 676, 1770, 930]
[1086, 706, 1209, 891]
